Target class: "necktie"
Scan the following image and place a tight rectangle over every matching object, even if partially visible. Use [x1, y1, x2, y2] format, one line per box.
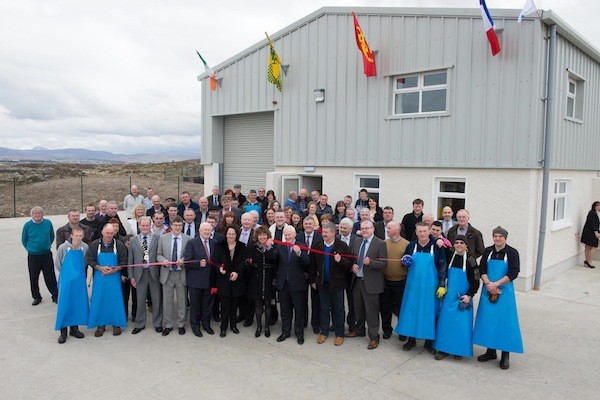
[171, 237, 178, 270]
[306, 235, 312, 254]
[142, 236, 148, 251]
[203, 239, 210, 259]
[357, 239, 368, 277]
[186, 224, 191, 236]
[214, 196, 218, 206]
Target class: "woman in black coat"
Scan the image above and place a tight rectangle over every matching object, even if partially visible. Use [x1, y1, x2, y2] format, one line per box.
[213, 225, 246, 336]
[581, 201, 600, 268]
[244, 225, 277, 337]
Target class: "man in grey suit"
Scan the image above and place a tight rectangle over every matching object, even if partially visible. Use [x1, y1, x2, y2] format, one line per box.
[128, 217, 162, 334]
[156, 216, 189, 336]
[345, 220, 387, 350]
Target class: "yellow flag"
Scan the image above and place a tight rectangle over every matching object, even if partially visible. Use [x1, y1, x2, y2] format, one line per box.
[266, 33, 282, 92]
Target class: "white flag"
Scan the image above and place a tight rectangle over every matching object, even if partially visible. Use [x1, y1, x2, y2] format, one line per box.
[518, 0, 538, 23]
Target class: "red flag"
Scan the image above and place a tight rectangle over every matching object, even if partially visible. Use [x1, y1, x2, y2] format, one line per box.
[352, 12, 377, 77]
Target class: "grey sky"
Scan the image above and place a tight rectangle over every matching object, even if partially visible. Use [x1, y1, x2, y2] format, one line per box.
[0, 0, 597, 154]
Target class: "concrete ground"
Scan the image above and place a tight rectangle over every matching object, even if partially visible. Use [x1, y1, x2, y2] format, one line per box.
[2, 214, 599, 399]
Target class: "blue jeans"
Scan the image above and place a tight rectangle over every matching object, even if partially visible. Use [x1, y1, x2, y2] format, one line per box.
[318, 282, 345, 337]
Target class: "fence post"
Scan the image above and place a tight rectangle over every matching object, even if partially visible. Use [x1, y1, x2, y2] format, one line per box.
[129, 174, 132, 189]
[80, 176, 84, 212]
[177, 175, 180, 196]
[13, 177, 16, 218]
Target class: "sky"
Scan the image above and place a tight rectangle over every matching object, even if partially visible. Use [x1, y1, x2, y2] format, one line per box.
[0, 0, 598, 155]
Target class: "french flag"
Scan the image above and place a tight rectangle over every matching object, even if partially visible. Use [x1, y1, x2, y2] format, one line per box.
[480, 0, 501, 56]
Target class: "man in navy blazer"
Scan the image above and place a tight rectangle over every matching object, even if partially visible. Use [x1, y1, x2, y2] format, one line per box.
[185, 222, 217, 336]
[297, 217, 323, 334]
[275, 226, 310, 344]
[337, 217, 357, 332]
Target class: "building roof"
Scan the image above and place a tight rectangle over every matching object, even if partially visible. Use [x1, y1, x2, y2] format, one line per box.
[198, 6, 600, 81]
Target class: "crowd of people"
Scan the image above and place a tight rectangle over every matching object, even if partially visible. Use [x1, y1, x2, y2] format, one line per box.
[21, 184, 534, 370]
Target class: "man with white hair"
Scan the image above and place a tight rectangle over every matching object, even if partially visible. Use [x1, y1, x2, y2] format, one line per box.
[446, 209, 485, 260]
[124, 185, 144, 218]
[22, 206, 58, 305]
[142, 187, 155, 210]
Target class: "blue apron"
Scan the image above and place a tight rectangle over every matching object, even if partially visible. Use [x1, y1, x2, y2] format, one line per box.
[88, 242, 127, 328]
[394, 245, 437, 340]
[434, 253, 473, 357]
[473, 254, 523, 353]
[55, 248, 89, 330]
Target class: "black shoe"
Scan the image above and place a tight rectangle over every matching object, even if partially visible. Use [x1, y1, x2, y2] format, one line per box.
[32, 298, 42, 306]
[58, 328, 67, 344]
[231, 326, 240, 334]
[162, 328, 172, 336]
[500, 351, 510, 369]
[155, 327, 163, 333]
[312, 326, 320, 335]
[178, 327, 185, 335]
[276, 333, 289, 342]
[113, 327, 121, 336]
[52, 298, 58, 303]
[193, 329, 203, 337]
[382, 331, 392, 340]
[402, 338, 417, 351]
[94, 327, 105, 337]
[131, 316, 136, 322]
[220, 329, 226, 338]
[297, 336, 305, 345]
[585, 261, 596, 269]
[131, 328, 144, 334]
[243, 320, 253, 327]
[399, 335, 407, 341]
[255, 326, 262, 337]
[434, 351, 448, 360]
[213, 315, 221, 322]
[264, 327, 270, 338]
[424, 340, 436, 355]
[204, 326, 214, 335]
[69, 327, 84, 339]
[478, 349, 498, 362]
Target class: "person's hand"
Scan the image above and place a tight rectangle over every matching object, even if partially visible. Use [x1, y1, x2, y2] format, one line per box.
[363, 256, 371, 266]
[595, 232, 600, 239]
[460, 294, 471, 304]
[230, 272, 238, 281]
[436, 287, 447, 299]
[130, 278, 137, 288]
[175, 259, 183, 267]
[266, 238, 274, 247]
[333, 253, 341, 263]
[485, 281, 498, 294]
[292, 245, 300, 255]
[219, 264, 226, 275]
[436, 238, 444, 248]
[310, 283, 316, 290]
[163, 261, 171, 268]
[200, 259, 207, 268]
[352, 264, 359, 274]
[401, 255, 413, 267]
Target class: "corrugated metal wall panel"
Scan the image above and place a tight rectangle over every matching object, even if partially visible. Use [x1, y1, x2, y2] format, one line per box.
[201, 10, 596, 170]
[222, 112, 274, 190]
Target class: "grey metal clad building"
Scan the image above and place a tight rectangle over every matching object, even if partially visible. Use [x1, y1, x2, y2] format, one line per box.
[198, 7, 600, 290]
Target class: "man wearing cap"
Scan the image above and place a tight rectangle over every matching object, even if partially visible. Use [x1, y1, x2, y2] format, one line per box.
[232, 184, 246, 208]
[473, 226, 523, 370]
[433, 234, 480, 360]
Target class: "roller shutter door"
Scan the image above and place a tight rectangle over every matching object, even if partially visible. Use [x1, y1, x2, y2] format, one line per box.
[223, 112, 274, 191]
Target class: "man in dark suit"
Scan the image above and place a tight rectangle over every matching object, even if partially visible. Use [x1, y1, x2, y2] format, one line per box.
[446, 209, 485, 260]
[374, 206, 395, 240]
[128, 217, 163, 334]
[183, 209, 199, 239]
[195, 197, 210, 225]
[297, 217, 322, 334]
[346, 220, 387, 350]
[310, 222, 352, 346]
[275, 226, 310, 344]
[184, 222, 217, 336]
[209, 185, 222, 209]
[338, 217, 357, 332]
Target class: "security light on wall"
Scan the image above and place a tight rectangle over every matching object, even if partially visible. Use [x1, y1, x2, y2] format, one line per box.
[313, 89, 325, 103]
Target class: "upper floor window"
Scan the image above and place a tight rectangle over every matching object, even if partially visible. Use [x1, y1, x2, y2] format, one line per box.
[566, 71, 584, 122]
[392, 70, 447, 115]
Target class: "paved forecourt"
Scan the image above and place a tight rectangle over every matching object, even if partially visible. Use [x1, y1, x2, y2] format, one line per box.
[2, 214, 599, 399]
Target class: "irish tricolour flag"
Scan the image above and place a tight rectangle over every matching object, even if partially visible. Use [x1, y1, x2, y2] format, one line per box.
[480, 0, 501, 56]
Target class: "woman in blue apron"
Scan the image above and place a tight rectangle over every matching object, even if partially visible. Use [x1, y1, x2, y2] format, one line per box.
[473, 226, 523, 369]
[54, 227, 89, 344]
[87, 224, 128, 337]
[433, 235, 480, 360]
[394, 222, 446, 352]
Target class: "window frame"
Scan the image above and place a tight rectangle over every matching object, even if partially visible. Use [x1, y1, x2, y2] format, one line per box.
[551, 179, 572, 231]
[391, 69, 449, 117]
[353, 174, 381, 205]
[432, 177, 467, 220]
[565, 70, 585, 123]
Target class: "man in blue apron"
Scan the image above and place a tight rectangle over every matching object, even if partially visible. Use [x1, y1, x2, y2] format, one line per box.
[473, 226, 523, 369]
[433, 234, 480, 360]
[395, 222, 446, 352]
[54, 226, 89, 344]
[86, 224, 128, 337]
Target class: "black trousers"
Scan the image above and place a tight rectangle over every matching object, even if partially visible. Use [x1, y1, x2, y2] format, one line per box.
[121, 279, 137, 320]
[279, 283, 306, 337]
[381, 279, 406, 334]
[220, 296, 239, 330]
[188, 287, 214, 331]
[27, 252, 58, 301]
[345, 272, 355, 330]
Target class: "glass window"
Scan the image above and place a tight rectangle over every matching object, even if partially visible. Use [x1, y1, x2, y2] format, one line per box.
[552, 180, 571, 229]
[392, 70, 448, 116]
[355, 175, 380, 204]
[566, 74, 584, 121]
[434, 178, 466, 220]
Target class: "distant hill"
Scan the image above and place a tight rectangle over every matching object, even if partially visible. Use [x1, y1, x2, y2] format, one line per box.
[0, 146, 199, 163]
